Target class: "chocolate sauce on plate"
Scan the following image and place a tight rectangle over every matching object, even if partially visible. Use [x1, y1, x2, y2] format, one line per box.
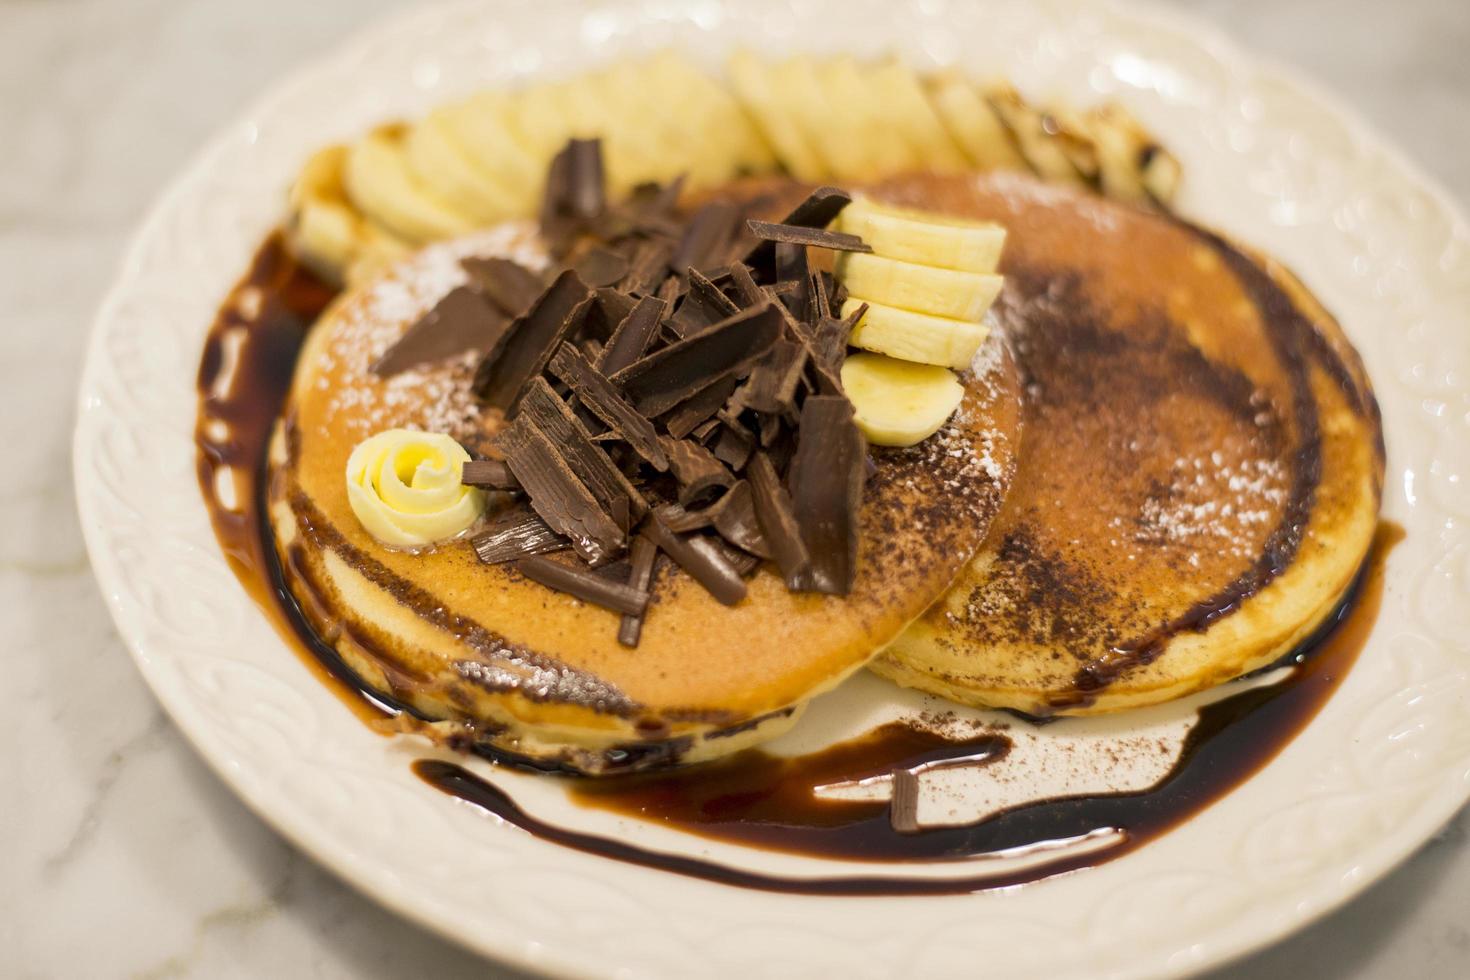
[197, 233, 1396, 896]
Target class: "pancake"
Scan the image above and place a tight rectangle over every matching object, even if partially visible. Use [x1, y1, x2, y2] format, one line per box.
[268, 221, 1022, 773]
[870, 172, 1383, 715]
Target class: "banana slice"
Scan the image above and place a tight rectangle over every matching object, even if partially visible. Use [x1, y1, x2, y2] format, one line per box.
[344, 125, 477, 244]
[840, 352, 965, 447]
[926, 71, 1027, 171]
[985, 83, 1087, 186]
[770, 57, 846, 179]
[867, 60, 970, 174]
[405, 116, 525, 224]
[836, 197, 1006, 273]
[813, 56, 917, 181]
[728, 51, 830, 182]
[505, 83, 579, 163]
[1044, 104, 1101, 186]
[843, 298, 989, 369]
[288, 144, 411, 283]
[836, 252, 1002, 321]
[433, 95, 542, 198]
[1084, 103, 1181, 208]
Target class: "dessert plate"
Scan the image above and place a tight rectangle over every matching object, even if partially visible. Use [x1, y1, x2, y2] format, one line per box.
[74, 0, 1470, 976]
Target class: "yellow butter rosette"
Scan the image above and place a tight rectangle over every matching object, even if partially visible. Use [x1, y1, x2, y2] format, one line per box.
[345, 429, 485, 547]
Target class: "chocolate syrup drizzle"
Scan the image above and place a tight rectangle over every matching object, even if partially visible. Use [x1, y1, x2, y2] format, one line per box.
[197, 232, 1394, 896]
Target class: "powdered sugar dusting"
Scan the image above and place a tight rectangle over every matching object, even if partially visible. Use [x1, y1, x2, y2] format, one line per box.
[313, 222, 549, 443]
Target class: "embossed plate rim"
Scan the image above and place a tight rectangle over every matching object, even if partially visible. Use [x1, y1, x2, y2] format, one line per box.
[74, 1, 1470, 977]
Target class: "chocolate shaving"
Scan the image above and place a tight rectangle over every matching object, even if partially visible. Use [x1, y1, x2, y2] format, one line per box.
[807, 267, 832, 322]
[573, 247, 631, 288]
[547, 343, 669, 471]
[745, 219, 872, 253]
[659, 436, 735, 506]
[728, 338, 807, 415]
[541, 138, 606, 255]
[660, 375, 739, 439]
[500, 418, 624, 565]
[516, 555, 648, 616]
[671, 201, 742, 274]
[461, 458, 520, 491]
[691, 417, 722, 443]
[611, 302, 782, 417]
[669, 267, 742, 336]
[617, 535, 660, 647]
[708, 480, 770, 558]
[725, 262, 765, 308]
[744, 186, 853, 273]
[710, 537, 761, 577]
[519, 378, 646, 519]
[585, 287, 639, 341]
[774, 242, 809, 316]
[642, 513, 747, 607]
[372, 287, 508, 376]
[787, 396, 864, 594]
[622, 238, 677, 295]
[475, 269, 593, 412]
[471, 507, 566, 564]
[597, 294, 666, 376]
[711, 420, 755, 470]
[655, 501, 715, 533]
[746, 451, 811, 587]
[461, 257, 546, 318]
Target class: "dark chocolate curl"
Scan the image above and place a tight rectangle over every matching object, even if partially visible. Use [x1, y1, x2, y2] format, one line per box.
[460, 458, 520, 491]
[460, 257, 546, 318]
[499, 417, 624, 565]
[597, 294, 666, 376]
[518, 377, 646, 520]
[708, 480, 771, 558]
[611, 302, 782, 417]
[547, 344, 669, 472]
[787, 396, 865, 594]
[658, 436, 735, 506]
[744, 186, 853, 273]
[746, 451, 811, 587]
[474, 269, 594, 412]
[372, 287, 508, 376]
[517, 555, 648, 616]
[745, 219, 872, 253]
[471, 508, 567, 564]
[642, 513, 748, 607]
[618, 535, 660, 648]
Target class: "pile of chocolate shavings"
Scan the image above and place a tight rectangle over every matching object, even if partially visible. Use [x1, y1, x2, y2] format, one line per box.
[374, 138, 880, 647]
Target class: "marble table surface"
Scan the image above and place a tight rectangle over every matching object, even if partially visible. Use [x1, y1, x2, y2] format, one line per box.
[5, 0, 1468, 976]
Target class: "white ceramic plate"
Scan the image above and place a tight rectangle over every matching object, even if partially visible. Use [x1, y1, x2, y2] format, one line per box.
[74, 1, 1470, 976]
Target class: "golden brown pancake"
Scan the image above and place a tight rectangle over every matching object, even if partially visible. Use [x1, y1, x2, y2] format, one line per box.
[870, 172, 1383, 715]
[269, 221, 1022, 773]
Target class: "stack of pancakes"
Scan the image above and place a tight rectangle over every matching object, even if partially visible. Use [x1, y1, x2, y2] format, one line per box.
[270, 172, 1382, 773]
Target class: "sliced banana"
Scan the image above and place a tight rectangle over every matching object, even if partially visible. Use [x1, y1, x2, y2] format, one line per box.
[836, 197, 1006, 273]
[985, 83, 1087, 186]
[867, 60, 970, 174]
[926, 71, 1027, 171]
[344, 125, 477, 244]
[433, 95, 542, 198]
[1084, 103, 1181, 208]
[405, 116, 525, 224]
[770, 56, 845, 179]
[840, 352, 965, 447]
[288, 144, 411, 283]
[836, 251, 1002, 322]
[843, 298, 989, 369]
[728, 50, 830, 182]
[815, 56, 918, 181]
